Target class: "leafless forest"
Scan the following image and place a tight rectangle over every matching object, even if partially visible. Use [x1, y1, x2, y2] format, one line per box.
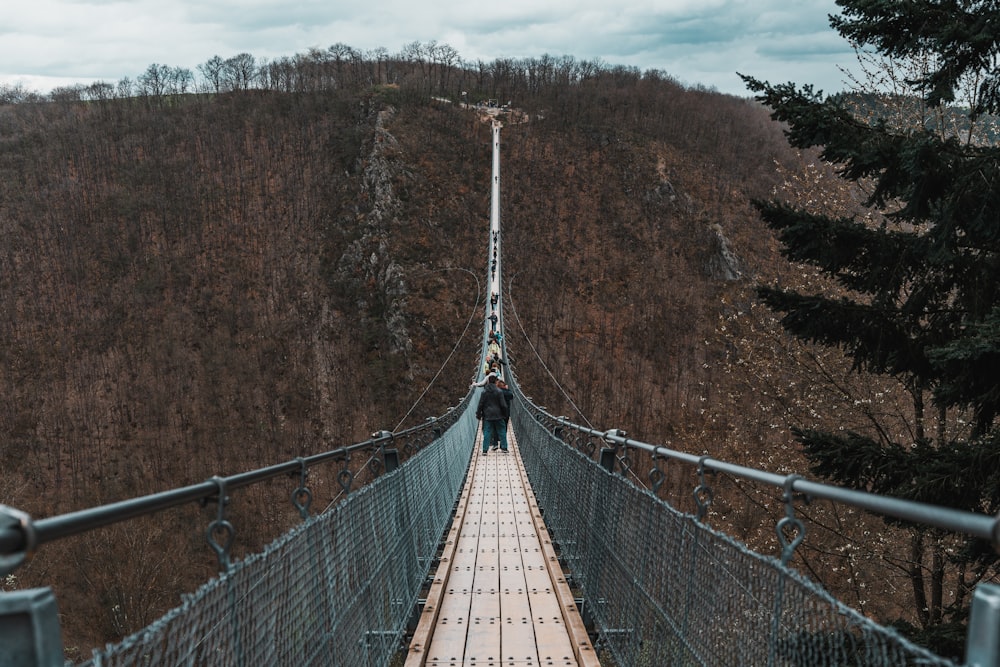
[0, 45, 969, 658]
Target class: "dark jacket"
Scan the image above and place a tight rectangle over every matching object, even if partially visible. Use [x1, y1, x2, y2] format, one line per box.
[476, 383, 509, 421]
[500, 387, 513, 419]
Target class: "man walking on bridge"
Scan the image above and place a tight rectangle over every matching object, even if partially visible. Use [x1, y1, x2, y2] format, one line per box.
[476, 374, 509, 454]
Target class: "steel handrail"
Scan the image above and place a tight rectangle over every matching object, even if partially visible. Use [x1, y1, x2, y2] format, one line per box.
[523, 410, 1000, 546]
[0, 410, 463, 564]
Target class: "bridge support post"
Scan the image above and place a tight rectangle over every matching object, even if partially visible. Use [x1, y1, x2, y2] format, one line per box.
[967, 582, 1000, 667]
[0, 588, 64, 666]
[599, 448, 617, 473]
[384, 448, 399, 473]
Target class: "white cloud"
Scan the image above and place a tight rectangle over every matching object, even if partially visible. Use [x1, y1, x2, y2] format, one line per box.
[0, 0, 856, 97]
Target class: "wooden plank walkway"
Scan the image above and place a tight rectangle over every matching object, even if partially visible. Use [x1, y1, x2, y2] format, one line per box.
[405, 427, 599, 667]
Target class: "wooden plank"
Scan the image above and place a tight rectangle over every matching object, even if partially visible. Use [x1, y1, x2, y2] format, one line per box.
[494, 450, 540, 667]
[410, 426, 595, 667]
[512, 434, 601, 667]
[465, 447, 503, 664]
[500, 435, 576, 666]
[405, 434, 481, 667]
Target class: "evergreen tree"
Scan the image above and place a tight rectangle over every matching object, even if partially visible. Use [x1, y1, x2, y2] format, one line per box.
[741, 0, 1000, 657]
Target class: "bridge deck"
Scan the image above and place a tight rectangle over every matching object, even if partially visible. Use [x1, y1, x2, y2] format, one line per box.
[405, 427, 599, 667]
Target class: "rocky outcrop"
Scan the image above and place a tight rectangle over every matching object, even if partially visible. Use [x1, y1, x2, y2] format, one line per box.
[337, 107, 413, 357]
[706, 223, 742, 281]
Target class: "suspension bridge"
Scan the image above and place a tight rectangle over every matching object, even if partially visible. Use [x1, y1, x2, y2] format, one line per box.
[2, 124, 1000, 666]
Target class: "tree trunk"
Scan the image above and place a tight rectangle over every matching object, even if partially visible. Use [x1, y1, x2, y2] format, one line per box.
[930, 538, 944, 625]
[911, 531, 930, 628]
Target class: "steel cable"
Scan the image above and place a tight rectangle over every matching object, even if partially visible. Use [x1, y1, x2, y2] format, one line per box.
[503, 273, 595, 429]
[392, 267, 481, 432]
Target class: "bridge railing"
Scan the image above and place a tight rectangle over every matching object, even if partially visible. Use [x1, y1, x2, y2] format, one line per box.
[0, 393, 478, 667]
[508, 387, 1000, 667]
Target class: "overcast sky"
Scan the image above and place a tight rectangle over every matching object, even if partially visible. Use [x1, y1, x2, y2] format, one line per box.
[2, 0, 859, 99]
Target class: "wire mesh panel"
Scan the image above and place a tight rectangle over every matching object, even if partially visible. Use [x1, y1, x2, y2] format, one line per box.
[512, 405, 959, 667]
[76, 404, 479, 667]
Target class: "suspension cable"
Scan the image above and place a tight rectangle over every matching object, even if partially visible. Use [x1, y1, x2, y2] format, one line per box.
[505, 274, 594, 429]
[393, 267, 481, 431]
[319, 449, 380, 515]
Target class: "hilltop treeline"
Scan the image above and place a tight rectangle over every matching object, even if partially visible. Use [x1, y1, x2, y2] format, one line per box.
[5, 41, 692, 105]
[0, 44, 882, 657]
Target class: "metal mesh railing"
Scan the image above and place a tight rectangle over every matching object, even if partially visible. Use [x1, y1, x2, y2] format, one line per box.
[511, 404, 959, 667]
[75, 400, 479, 667]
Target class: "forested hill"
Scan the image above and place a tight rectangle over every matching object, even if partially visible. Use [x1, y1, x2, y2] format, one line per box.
[0, 56, 809, 654]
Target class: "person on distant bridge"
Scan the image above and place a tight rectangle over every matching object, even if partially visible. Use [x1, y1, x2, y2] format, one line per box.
[487, 335, 501, 361]
[476, 374, 509, 454]
[489, 355, 506, 379]
[472, 360, 502, 388]
[494, 379, 514, 451]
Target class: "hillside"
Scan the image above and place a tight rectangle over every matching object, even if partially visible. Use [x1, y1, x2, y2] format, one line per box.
[0, 60, 898, 657]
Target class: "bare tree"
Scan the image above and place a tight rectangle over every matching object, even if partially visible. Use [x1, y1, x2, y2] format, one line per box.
[83, 82, 116, 103]
[198, 56, 225, 94]
[260, 56, 295, 92]
[368, 46, 389, 85]
[328, 42, 360, 88]
[115, 77, 133, 99]
[48, 85, 84, 103]
[436, 44, 461, 95]
[166, 67, 194, 95]
[223, 53, 257, 91]
[0, 83, 38, 104]
[137, 63, 171, 99]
